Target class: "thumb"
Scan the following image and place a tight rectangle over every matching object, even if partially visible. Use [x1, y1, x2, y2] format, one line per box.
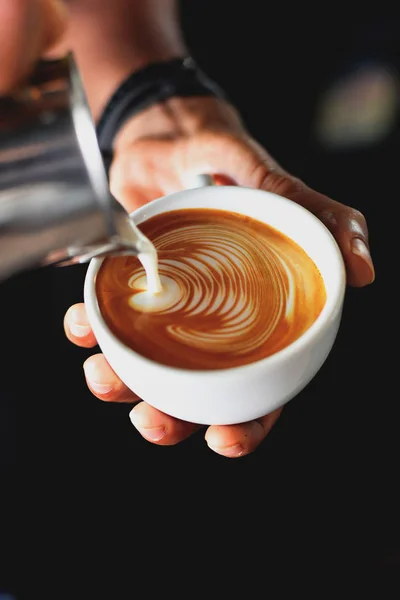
[0, 0, 66, 94]
[176, 133, 375, 288]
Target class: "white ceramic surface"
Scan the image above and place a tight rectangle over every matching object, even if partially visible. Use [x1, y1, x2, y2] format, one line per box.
[84, 186, 346, 425]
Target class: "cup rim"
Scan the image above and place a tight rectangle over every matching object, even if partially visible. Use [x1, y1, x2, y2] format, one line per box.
[84, 186, 346, 377]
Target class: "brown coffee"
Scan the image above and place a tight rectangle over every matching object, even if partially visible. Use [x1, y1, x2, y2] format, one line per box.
[96, 208, 326, 370]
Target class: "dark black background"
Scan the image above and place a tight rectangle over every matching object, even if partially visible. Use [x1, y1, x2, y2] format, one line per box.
[1, 2, 399, 595]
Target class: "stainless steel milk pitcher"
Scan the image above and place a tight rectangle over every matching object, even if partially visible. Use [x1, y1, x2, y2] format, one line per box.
[0, 54, 143, 281]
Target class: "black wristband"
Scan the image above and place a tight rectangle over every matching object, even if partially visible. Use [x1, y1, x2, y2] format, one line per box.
[96, 57, 227, 175]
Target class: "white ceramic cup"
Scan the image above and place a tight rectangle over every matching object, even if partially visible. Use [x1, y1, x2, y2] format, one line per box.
[84, 185, 346, 425]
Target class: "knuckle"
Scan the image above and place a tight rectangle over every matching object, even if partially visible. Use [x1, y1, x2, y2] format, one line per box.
[316, 205, 367, 233]
[0, 74, 16, 95]
[348, 207, 366, 225]
[255, 167, 303, 197]
[315, 208, 339, 228]
[197, 129, 237, 149]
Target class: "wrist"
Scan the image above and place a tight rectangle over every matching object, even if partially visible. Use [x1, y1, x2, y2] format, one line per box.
[49, 0, 188, 120]
[77, 48, 188, 122]
[95, 58, 228, 173]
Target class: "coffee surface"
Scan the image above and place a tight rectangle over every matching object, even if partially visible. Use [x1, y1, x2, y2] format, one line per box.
[96, 208, 326, 370]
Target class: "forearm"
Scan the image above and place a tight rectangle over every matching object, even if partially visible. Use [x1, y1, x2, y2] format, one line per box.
[53, 0, 188, 119]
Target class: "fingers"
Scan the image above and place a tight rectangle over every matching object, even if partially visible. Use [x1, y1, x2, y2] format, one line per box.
[204, 407, 283, 458]
[83, 354, 140, 403]
[128, 404, 281, 452]
[65, 302, 280, 452]
[82, 349, 280, 450]
[64, 303, 97, 348]
[0, 0, 66, 94]
[129, 403, 202, 445]
[81, 349, 276, 451]
[64, 305, 139, 402]
[286, 186, 375, 287]
[82, 355, 202, 442]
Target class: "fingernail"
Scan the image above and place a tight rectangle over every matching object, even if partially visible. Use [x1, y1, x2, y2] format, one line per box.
[129, 408, 166, 441]
[88, 381, 114, 395]
[207, 443, 244, 458]
[83, 361, 114, 395]
[136, 427, 166, 442]
[351, 238, 375, 283]
[68, 305, 91, 337]
[69, 322, 92, 338]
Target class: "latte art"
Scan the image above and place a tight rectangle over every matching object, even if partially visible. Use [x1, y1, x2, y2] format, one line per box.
[96, 208, 326, 370]
[128, 227, 295, 351]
